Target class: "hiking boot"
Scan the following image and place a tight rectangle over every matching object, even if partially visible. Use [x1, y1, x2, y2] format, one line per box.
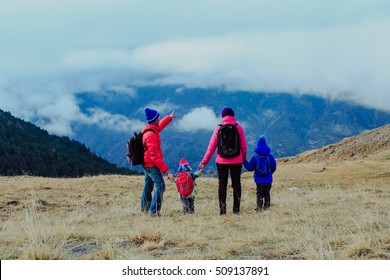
[255, 207, 263, 213]
[220, 208, 227, 215]
[150, 212, 161, 217]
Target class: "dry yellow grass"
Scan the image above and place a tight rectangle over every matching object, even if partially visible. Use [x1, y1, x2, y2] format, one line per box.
[1, 149, 389, 260]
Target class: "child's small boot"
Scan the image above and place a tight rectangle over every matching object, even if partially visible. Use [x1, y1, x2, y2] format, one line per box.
[264, 196, 271, 210]
[256, 197, 264, 212]
[188, 198, 195, 214]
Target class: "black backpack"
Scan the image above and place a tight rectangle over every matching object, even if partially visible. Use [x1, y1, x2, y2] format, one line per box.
[255, 154, 271, 177]
[217, 123, 240, 158]
[126, 129, 155, 166]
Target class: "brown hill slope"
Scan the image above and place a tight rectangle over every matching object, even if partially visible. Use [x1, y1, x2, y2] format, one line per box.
[1, 126, 389, 260]
[281, 124, 390, 164]
[274, 124, 390, 187]
[1, 172, 390, 260]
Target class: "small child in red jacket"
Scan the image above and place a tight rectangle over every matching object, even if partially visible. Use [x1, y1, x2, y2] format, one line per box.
[174, 158, 202, 214]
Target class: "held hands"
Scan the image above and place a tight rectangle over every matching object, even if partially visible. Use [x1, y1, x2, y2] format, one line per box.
[194, 170, 203, 177]
[195, 164, 205, 177]
[166, 171, 176, 182]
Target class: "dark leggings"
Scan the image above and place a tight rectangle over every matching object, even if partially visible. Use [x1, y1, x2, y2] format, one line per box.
[256, 183, 272, 209]
[217, 163, 242, 214]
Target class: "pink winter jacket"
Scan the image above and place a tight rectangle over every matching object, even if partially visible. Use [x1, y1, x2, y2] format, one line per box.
[201, 115, 247, 166]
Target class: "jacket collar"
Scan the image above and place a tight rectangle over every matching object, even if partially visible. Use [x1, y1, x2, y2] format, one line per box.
[221, 115, 237, 125]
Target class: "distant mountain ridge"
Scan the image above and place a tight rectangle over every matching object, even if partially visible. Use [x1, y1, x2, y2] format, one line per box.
[72, 86, 390, 171]
[0, 109, 136, 177]
[281, 124, 390, 164]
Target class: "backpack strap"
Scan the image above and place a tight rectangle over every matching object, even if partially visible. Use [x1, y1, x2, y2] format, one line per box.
[256, 154, 269, 163]
[178, 172, 189, 189]
[255, 154, 270, 175]
[142, 128, 156, 135]
[142, 128, 156, 150]
[179, 172, 190, 187]
[218, 123, 238, 127]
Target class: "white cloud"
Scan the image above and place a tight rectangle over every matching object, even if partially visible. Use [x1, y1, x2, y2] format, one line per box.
[105, 86, 137, 97]
[55, 19, 390, 111]
[0, 76, 141, 135]
[124, 21, 390, 111]
[175, 107, 220, 132]
[0, 77, 85, 135]
[261, 109, 278, 120]
[1, 0, 390, 137]
[141, 102, 178, 116]
[85, 108, 144, 132]
[36, 119, 75, 136]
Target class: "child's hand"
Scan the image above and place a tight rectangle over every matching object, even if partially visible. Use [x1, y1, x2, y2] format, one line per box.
[194, 164, 204, 177]
[197, 164, 205, 171]
[194, 170, 203, 177]
[167, 172, 176, 182]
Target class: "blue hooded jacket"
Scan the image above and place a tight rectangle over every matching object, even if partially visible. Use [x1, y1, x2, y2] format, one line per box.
[243, 135, 277, 183]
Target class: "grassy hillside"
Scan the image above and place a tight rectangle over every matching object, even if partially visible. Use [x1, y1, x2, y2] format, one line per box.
[1, 153, 389, 260]
[1, 124, 389, 260]
[282, 124, 390, 164]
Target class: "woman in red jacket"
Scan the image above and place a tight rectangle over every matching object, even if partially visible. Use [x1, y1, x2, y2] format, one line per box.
[141, 108, 175, 216]
[199, 107, 247, 215]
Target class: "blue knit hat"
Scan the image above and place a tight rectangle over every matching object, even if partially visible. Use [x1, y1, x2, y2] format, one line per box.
[257, 135, 267, 146]
[221, 107, 234, 117]
[254, 135, 270, 154]
[145, 108, 160, 124]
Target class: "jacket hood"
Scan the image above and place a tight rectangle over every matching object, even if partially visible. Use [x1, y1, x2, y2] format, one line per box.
[143, 123, 160, 133]
[178, 158, 192, 172]
[179, 158, 189, 166]
[254, 135, 270, 155]
[221, 115, 237, 125]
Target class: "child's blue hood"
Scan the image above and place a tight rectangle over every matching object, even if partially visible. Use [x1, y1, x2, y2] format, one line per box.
[254, 135, 271, 155]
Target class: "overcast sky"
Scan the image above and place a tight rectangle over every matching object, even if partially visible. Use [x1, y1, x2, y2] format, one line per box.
[1, 0, 389, 135]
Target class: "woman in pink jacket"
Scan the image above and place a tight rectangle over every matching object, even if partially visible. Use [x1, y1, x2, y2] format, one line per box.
[199, 107, 247, 215]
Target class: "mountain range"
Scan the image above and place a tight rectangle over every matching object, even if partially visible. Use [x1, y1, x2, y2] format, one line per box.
[71, 86, 390, 172]
[0, 109, 136, 177]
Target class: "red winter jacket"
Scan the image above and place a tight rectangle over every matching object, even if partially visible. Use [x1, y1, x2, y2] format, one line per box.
[142, 115, 173, 173]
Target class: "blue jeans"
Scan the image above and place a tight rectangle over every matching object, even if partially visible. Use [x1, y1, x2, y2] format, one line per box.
[141, 167, 166, 215]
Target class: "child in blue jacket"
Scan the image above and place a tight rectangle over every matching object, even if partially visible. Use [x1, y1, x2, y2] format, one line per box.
[243, 135, 277, 211]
